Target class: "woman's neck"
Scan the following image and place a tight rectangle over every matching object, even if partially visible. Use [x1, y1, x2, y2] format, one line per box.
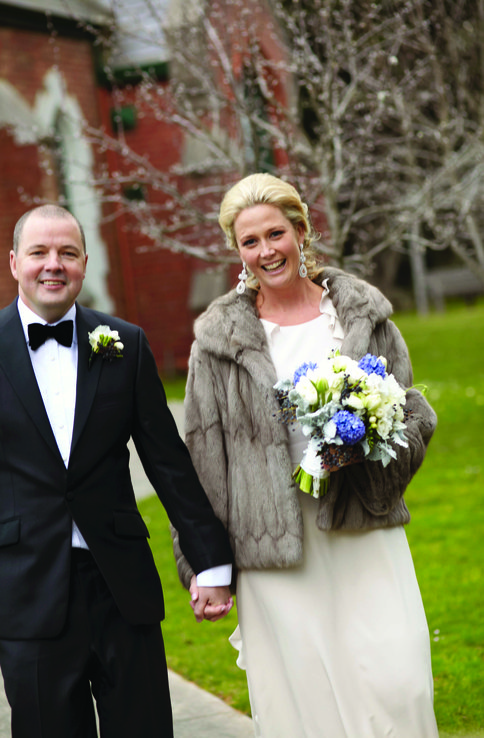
[256, 280, 324, 326]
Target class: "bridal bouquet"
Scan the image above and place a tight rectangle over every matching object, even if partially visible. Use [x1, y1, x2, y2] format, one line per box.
[274, 351, 408, 498]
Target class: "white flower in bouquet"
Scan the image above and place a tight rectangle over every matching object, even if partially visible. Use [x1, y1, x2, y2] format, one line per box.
[294, 375, 319, 408]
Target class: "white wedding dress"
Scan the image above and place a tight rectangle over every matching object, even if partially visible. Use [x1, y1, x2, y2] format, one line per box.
[230, 290, 439, 738]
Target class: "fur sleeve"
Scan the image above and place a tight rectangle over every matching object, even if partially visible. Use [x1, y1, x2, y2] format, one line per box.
[341, 388, 437, 516]
[340, 320, 437, 517]
[171, 340, 229, 589]
[170, 525, 194, 590]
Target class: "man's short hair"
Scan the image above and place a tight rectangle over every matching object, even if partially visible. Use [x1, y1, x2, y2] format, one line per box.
[13, 205, 86, 254]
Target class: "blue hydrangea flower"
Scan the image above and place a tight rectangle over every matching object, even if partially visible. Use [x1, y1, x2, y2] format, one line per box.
[293, 361, 318, 385]
[358, 353, 387, 378]
[332, 410, 366, 445]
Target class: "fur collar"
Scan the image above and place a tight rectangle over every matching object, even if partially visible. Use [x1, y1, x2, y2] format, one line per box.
[193, 267, 393, 365]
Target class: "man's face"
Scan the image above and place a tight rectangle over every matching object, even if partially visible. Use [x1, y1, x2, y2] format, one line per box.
[10, 213, 88, 323]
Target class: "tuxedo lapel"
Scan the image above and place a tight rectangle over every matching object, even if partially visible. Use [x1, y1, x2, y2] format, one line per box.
[0, 301, 60, 459]
[71, 305, 103, 453]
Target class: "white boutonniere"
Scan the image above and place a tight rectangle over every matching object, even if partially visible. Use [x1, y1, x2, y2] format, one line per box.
[88, 325, 124, 367]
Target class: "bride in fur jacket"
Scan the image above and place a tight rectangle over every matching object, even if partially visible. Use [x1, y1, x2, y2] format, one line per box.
[173, 173, 439, 738]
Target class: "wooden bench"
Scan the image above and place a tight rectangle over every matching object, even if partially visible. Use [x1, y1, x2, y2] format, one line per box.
[426, 267, 484, 311]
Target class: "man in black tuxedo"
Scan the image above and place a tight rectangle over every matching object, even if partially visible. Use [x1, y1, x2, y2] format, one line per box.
[0, 205, 234, 737]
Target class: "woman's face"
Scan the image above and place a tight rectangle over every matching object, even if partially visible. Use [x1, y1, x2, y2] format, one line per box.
[234, 204, 303, 293]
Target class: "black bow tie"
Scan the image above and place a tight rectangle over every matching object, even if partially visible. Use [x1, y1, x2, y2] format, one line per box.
[28, 321, 74, 351]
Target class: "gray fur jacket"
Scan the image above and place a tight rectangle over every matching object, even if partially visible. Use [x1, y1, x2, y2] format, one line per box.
[173, 267, 437, 587]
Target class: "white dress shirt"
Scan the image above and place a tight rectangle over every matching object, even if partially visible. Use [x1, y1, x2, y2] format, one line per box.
[17, 298, 231, 585]
[18, 298, 88, 548]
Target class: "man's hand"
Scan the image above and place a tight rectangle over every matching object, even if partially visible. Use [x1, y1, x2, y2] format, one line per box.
[189, 576, 233, 623]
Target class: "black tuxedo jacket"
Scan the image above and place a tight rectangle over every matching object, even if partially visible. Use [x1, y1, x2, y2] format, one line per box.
[0, 300, 232, 639]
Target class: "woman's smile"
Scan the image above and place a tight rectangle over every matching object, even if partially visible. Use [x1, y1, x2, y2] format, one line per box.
[262, 258, 286, 272]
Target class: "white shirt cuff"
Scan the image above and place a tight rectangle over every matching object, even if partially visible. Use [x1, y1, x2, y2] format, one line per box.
[196, 564, 232, 587]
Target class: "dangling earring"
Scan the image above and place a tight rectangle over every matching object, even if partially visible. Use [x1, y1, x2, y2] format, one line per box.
[299, 243, 308, 278]
[236, 262, 248, 294]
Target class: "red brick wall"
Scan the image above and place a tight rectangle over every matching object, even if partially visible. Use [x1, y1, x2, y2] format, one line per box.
[95, 84, 239, 373]
[0, 26, 96, 110]
[0, 18, 223, 373]
[0, 128, 38, 305]
[0, 24, 123, 307]
[0, 3, 301, 374]
[91, 0, 293, 372]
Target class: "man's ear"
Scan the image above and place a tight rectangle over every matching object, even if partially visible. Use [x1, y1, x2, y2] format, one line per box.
[9, 250, 18, 281]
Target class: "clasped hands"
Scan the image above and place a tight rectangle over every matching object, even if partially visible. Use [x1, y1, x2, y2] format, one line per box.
[189, 575, 233, 623]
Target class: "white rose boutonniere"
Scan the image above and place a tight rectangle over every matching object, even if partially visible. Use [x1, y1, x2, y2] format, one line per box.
[88, 325, 124, 367]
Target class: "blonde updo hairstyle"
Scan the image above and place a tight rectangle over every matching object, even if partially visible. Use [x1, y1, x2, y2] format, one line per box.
[219, 173, 323, 290]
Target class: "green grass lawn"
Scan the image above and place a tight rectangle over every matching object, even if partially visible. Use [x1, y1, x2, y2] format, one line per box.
[141, 299, 484, 735]
[395, 301, 484, 736]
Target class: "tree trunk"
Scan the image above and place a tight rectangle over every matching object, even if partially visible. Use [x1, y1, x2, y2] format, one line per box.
[409, 223, 429, 315]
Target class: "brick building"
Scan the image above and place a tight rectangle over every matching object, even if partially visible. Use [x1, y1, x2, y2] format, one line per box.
[0, 0, 292, 371]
